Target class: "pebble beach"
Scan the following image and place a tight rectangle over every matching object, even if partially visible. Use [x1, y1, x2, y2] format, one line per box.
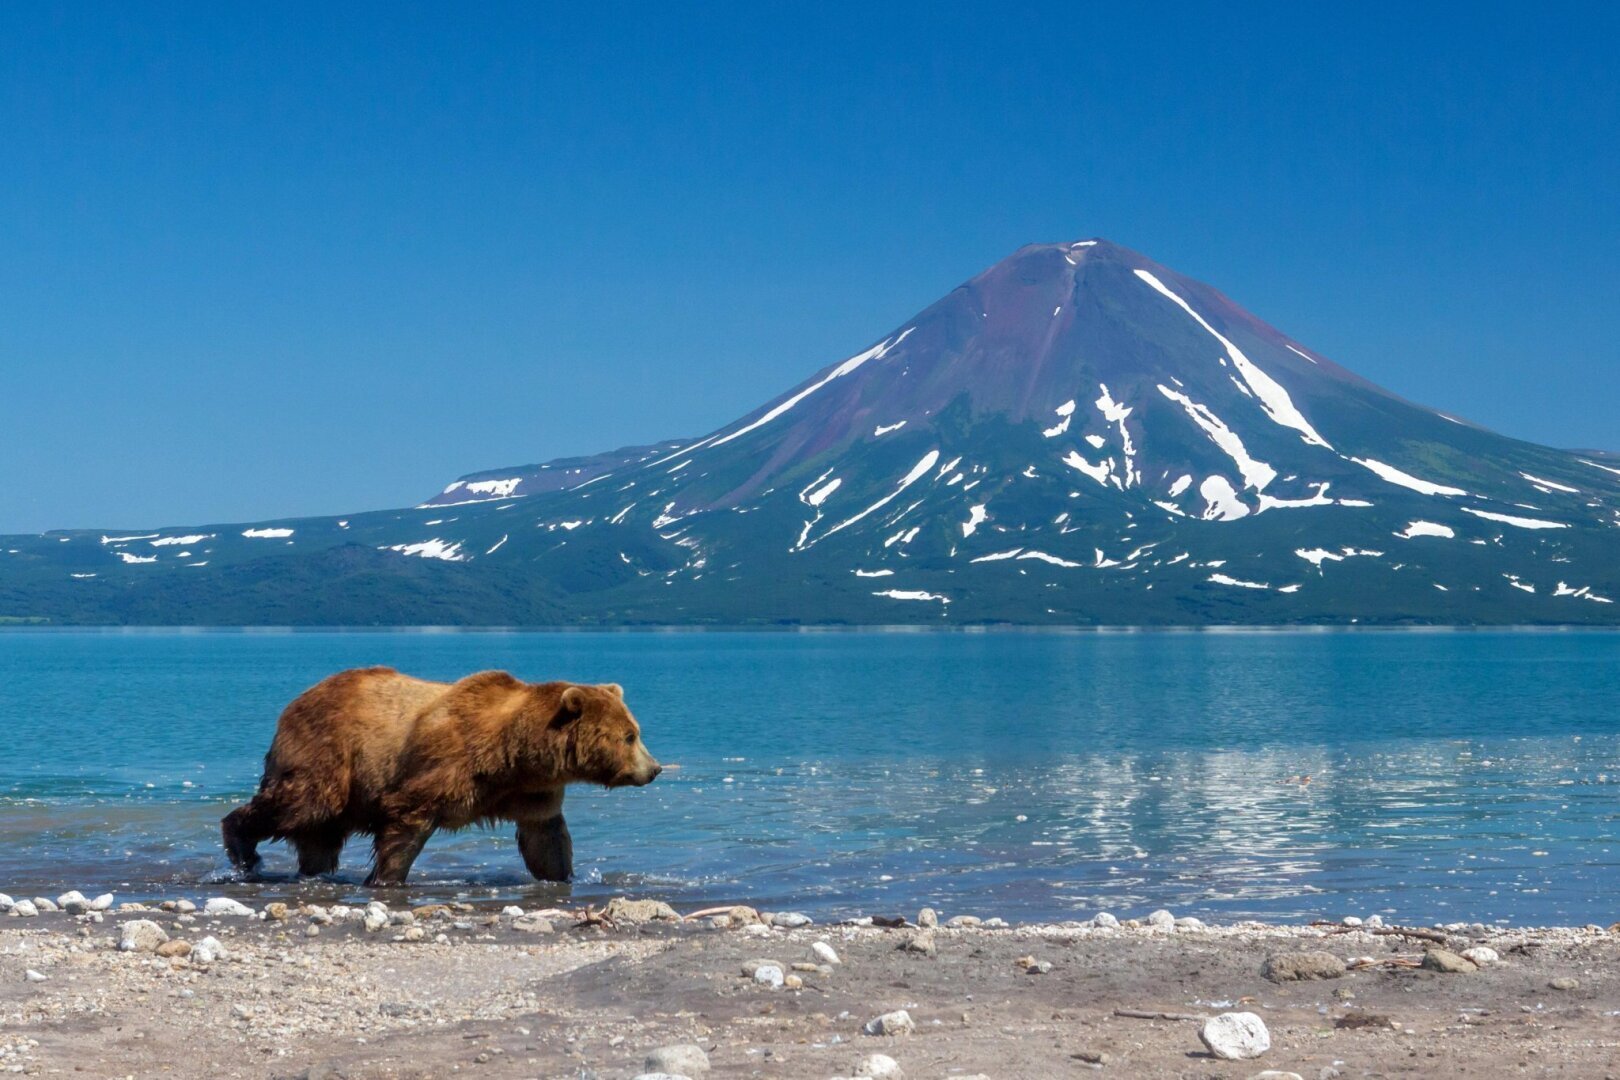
[4, 890, 1620, 1078]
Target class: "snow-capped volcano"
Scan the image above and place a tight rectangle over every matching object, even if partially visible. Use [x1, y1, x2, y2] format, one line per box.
[6, 240, 1618, 624]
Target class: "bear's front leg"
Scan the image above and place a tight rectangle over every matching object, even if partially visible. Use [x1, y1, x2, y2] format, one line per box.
[516, 813, 573, 882]
[367, 817, 435, 886]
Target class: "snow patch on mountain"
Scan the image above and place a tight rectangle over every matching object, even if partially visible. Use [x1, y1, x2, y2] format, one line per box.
[1461, 507, 1568, 530]
[713, 327, 914, 448]
[1397, 521, 1456, 539]
[1351, 458, 1468, 497]
[1135, 269, 1332, 449]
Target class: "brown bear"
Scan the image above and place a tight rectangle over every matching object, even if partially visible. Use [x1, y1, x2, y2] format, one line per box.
[221, 667, 661, 885]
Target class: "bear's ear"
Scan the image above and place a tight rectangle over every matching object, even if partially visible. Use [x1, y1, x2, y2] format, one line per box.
[602, 682, 624, 698]
[553, 685, 587, 727]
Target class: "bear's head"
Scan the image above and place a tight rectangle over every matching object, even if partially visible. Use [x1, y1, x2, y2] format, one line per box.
[552, 682, 662, 788]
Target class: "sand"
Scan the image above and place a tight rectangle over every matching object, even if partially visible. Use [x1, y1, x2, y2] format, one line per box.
[2, 897, 1619, 1078]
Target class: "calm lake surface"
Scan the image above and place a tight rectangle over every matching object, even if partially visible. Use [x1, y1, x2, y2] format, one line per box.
[1, 629, 1616, 925]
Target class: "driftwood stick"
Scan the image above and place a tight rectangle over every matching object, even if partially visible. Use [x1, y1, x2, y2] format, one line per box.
[1310, 921, 1450, 945]
[1113, 1008, 1208, 1022]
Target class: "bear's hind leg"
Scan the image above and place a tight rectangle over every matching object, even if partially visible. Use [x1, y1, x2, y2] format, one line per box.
[221, 797, 277, 875]
[292, 824, 347, 877]
[366, 817, 434, 886]
[516, 814, 573, 883]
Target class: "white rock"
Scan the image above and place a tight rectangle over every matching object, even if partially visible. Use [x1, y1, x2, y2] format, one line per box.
[1093, 911, 1119, 928]
[500, 905, 525, 917]
[174, 899, 196, 914]
[192, 936, 226, 964]
[644, 1044, 710, 1074]
[1175, 917, 1205, 931]
[753, 964, 785, 988]
[363, 910, 389, 933]
[811, 940, 842, 965]
[90, 893, 115, 911]
[1364, 914, 1384, 928]
[917, 907, 938, 928]
[118, 919, 169, 953]
[24, 969, 47, 982]
[863, 1009, 916, 1036]
[945, 915, 981, 929]
[1147, 909, 1175, 929]
[11, 900, 38, 918]
[1461, 946, 1501, 967]
[1342, 916, 1363, 927]
[32, 897, 58, 912]
[771, 911, 812, 929]
[0, 893, 12, 911]
[981, 917, 1008, 929]
[203, 897, 254, 917]
[1200, 1012, 1271, 1061]
[858, 1052, 904, 1078]
[57, 890, 88, 913]
[1246, 1073, 1304, 1080]
[632, 1075, 692, 1080]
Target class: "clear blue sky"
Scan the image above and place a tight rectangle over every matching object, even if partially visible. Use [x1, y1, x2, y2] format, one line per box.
[4, 3, 1618, 533]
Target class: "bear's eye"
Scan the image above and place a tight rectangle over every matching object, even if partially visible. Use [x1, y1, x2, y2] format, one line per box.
[625, 731, 637, 745]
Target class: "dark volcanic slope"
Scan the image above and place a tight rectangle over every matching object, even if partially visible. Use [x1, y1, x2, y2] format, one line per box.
[5, 240, 1618, 625]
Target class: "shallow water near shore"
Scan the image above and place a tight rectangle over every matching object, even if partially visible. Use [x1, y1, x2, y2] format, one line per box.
[0, 628, 1616, 924]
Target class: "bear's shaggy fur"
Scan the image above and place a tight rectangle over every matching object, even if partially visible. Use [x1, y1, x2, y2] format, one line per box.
[221, 667, 661, 885]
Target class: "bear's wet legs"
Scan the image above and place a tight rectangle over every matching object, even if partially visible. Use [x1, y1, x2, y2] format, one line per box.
[367, 819, 434, 886]
[293, 824, 347, 877]
[516, 813, 573, 882]
[221, 798, 275, 875]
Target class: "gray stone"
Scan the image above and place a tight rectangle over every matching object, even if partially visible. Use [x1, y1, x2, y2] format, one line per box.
[203, 897, 254, 917]
[898, 929, 936, 956]
[916, 907, 938, 928]
[1364, 914, 1384, 928]
[1421, 949, 1478, 974]
[1199, 1011, 1271, 1061]
[632, 1075, 691, 1080]
[90, 893, 115, 911]
[1092, 911, 1119, 928]
[811, 940, 842, 965]
[863, 1009, 915, 1036]
[858, 1053, 904, 1078]
[644, 1044, 710, 1075]
[191, 936, 226, 964]
[512, 915, 554, 934]
[1147, 909, 1175, 929]
[771, 911, 813, 929]
[945, 915, 981, 929]
[119, 919, 169, 953]
[0, 893, 13, 911]
[1460, 946, 1500, 967]
[604, 897, 680, 923]
[57, 890, 89, 914]
[1175, 916, 1205, 931]
[1549, 976, 1580, 991]
[752, 963, 784, 988]
[1263, 951, 1348, 982]
[10, 900, 38, 918]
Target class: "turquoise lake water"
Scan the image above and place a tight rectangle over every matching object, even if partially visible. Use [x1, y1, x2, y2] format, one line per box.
[1, 629, 1616, 924]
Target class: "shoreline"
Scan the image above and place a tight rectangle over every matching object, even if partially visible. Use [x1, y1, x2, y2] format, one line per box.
[4, 892, 1619, 1078]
